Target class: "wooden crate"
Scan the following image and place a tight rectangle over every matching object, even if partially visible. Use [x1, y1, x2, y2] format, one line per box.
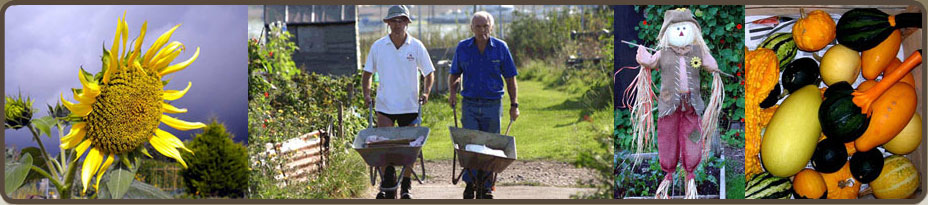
[746, 5, 924, 199]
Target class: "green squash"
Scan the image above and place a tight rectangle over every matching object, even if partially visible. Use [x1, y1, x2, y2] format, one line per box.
[781, 58, 821, 93]
[759, 33, 799, 68]
[836, 8, 922, 51]
[850, 149, 884, 183]
[812, 138, 848, 173]
[819, 83, 869, 143]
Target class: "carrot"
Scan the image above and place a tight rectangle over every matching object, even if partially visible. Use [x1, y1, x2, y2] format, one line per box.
[852, 50, 922, 115]
[855, 83, 917, 152]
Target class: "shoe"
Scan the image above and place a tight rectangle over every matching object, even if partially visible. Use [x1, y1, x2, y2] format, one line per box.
[684, 178, 698, 199]
[376, 192, 386, 199]
[654, 178, 671, 199]
[400, 177, 412, 199]
[379, 166, 396, 199]
[478, 189, 494, 199]
[463, 182, 475, 199]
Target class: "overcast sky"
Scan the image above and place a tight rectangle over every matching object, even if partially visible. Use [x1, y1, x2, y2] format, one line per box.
[4, 5, 248, 155]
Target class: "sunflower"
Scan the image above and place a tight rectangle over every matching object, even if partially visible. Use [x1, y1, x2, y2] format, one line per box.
[690, 56, 702, 68]
[58, 13, 204, 194]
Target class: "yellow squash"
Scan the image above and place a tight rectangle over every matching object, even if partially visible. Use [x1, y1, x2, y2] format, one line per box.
[761, 85, 822, 177]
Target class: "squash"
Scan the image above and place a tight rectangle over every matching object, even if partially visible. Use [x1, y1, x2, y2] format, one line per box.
[819, 82, 869, 143]
[762, 85, 822, 177]
[759, 33, 799, 68]
[861, 30, 901, 80]
[836, 8, 922, 51]
[760, 83, 781, 108]
[849, 149, 883, 183]
[793, 9, 836, 52]
[793, 168, 828, 199]
[746, 172, 793, 199]
[856, 80, 877, 92]
[855, 83, 917, 152]
[882, 57, 915, 87]
[820, 44, 861, 86]
[781, 58, 821, 93]
[745, 48, 781, 178]
[870, 155, 920, 199]
[821, 162, 860, 199]
[853, 50, 922, 114]
[811, 138, 848, 173]
[883, 113, 922, 155]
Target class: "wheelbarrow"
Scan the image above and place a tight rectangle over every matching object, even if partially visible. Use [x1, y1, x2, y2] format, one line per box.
[449, 106, 518, 197]
[352, 103, 428, 199]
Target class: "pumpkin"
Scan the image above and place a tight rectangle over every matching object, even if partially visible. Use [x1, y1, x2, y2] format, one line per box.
[745, 48, 781, 178]
[793, 9, 836, 52]
[870, 155, 920, 199]
[821, 162, 860, 199]
[793, 168, 828, 199]
[855, 83, 917, 152]
[883, 113, 922, 155]
[861, 29, 901, 80]
[882, 57, 915, 87]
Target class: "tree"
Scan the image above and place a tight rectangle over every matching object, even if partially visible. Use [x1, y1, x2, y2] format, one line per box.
[181, 120, 248, 198]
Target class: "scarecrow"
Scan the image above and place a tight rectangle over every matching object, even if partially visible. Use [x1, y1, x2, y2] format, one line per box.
[622, 8, 726, 199]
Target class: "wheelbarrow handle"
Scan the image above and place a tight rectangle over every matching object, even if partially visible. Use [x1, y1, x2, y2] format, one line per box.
[368, 103, 374, 128]
[505, 119, 514, 136]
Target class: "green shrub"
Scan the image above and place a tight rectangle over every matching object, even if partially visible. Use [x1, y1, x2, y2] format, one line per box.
[180, 120, 249, 198]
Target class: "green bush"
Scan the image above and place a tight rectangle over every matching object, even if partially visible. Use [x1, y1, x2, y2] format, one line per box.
[180, 120, 249, 198]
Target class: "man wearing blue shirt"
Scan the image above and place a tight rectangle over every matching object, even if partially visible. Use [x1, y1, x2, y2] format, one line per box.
[448, 11, 519, 199]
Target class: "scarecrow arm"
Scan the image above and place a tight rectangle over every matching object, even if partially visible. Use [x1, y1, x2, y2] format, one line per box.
[701, 52, 720, 73]
[636, 46, 661, 69]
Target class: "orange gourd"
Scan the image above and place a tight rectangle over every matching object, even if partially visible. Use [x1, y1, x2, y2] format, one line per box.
[793, 10, 837, 52]
[856, 80, 877, 92]
[821, 162, 860, 199]
[852, 50, 922, 114]
[882, 57, 915, 87]
[855, 83, 917, 152]
[861, 30, 902, 80]
[745, 48, 780, 178]
[793, 169, 828, 199]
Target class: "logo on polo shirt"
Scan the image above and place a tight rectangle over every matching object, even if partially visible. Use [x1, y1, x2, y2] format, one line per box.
[406, 53, 415, 61]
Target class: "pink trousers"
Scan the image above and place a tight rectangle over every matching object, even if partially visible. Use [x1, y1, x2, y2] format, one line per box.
[657, 103, 703, 181]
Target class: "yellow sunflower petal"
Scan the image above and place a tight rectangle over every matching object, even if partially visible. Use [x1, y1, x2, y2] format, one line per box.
[143, 24, 181, 67]
[160, 47, 199, 77]
[81, 148, 104, 194]
[75, 140, 92, 157]
[151, 47, 182, 72]
[154, 129, 193, 153]
[161, 102, 187, 114]
[93, 154, 115, 192]
[150, 135, 187, 168]
[120, 12, 129, 56]
[60, 122, 87, 149]
[73, 90, 96, 105]
[127, 21, 147, 64]
[61, 93, 92, 116]
[160, 115, 205, 131]
[163, 82, 192, 101]
[78, 69, 100, 96]
[103, 49, 118, 83]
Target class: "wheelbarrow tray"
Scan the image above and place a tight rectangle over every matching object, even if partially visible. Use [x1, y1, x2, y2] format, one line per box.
[449, 127, 517, 173]
[353, 127, 430, 167]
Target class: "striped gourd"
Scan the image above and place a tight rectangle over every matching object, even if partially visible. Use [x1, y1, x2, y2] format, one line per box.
[746, 172, 793, 199]
[870, 155, 920, 199]
[758, 33, 798, 69]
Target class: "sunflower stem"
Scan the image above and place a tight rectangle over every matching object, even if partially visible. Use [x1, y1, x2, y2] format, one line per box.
[29, 165, 66, 197]
[61, 150, 80, 199]
[25, 124, 62, 182]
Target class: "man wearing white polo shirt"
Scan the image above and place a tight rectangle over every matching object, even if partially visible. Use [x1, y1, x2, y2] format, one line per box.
[361, 5, 435, 200]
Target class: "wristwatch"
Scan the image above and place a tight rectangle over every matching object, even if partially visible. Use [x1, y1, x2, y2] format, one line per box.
[511, 103, 519, 108]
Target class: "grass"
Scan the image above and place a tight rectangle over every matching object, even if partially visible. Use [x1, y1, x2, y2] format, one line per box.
[419, 78, 611, 162]
[725, 157, 745, 199]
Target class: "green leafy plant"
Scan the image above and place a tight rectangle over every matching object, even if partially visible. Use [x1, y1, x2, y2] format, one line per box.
[180, 120, 249, 198]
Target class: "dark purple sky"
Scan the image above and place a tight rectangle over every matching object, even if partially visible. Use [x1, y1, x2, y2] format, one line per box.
[4, 5, 248, 155]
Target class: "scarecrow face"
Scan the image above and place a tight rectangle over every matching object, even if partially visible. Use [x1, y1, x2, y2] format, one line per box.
[666, 22, 697, 47]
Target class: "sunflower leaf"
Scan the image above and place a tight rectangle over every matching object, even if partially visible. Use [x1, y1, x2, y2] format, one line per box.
[125, 180, 171, 199]
[106, 168, 134, 199]
[32, 116, 56, 138]
[5, 153, 32, 195]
